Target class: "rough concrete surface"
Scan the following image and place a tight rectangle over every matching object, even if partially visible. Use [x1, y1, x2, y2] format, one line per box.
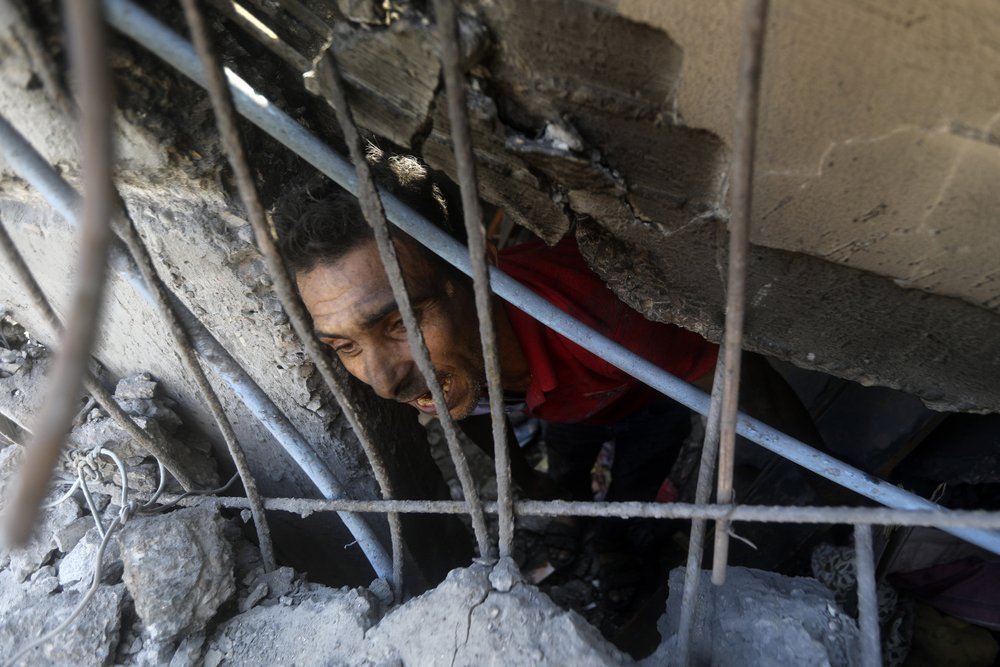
[645, 566, 861, 667]
[365, 560, 635, 666]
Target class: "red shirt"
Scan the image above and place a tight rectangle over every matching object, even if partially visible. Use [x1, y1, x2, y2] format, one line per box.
[498, 238, 718, 424]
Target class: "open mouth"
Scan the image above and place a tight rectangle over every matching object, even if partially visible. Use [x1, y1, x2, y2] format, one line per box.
[409, 376, 453, 415]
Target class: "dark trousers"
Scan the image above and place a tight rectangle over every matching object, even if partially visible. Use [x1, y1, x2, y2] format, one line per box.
[545, 398, 692, 550]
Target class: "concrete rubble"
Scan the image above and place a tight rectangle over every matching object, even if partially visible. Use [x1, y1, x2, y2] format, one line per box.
[645, 567, 861, 667]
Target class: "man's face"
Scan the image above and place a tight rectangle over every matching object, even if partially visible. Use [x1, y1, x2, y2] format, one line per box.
[297, 237, 486, 420]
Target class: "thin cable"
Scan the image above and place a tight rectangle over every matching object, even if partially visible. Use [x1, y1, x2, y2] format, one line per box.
[40, 478, 82, 510]
[315, 49, 492, 560]
[433, 0, 514, 559]
[712, 0, 770, 586]
[6, 0, 115, 546]
[179, 0, 401, 590]
[855, 524, 882, 667]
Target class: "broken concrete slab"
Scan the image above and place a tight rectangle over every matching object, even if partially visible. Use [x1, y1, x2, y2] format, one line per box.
[205, 586, 378, 666]
[118, 506, 235, 642]
[366, 561, 635, 666]
[0, 583, 126, 666]
[646, 566, 861, 667]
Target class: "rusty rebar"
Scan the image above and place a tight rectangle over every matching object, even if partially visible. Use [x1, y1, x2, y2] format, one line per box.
[712, 0, 770, 586]
[6, 0, 115, 546]
[316, 48, 493, 559]
[855, 524, 883, 667]
[179, 0, 407, 591]
[434, 0, 514, 559]
[82, 486, 1000, 533]
[676, 363, 726, 667]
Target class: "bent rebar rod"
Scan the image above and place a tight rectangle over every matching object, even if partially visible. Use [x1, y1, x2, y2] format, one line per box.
[101, 0, 1000, 558]
[0, 112, 392, 580]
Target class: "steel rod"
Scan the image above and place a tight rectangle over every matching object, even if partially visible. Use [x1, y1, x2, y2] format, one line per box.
[315, 48, 493, 559]
[80, 488, 1000, 531]
[677, 363, 726, 666]
[434, 0, 514, 559]
[6, 0, 115, 546]
[712, 0, 770, 586]
[854, 524, 882, 667]
[101, 0, 1000, 557]
[181, 0, 401, 592]
[0, 111, 393, 581]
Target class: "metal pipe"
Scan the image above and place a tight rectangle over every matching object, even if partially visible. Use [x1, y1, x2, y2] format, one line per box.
[0, 112, 393, 581]
[434, 0, 514, 559]
[854, 524, 882, 667]
[712, 0, 770, 586]
[100, 0, 1000, 556]
[6, 0, 115, 546]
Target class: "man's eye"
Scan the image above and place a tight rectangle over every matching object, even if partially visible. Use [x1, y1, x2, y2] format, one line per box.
[331, 341, 359, 357]
[388, 318, 407, 334]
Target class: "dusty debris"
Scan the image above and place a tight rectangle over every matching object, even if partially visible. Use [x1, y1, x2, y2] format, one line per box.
[205, 587, 379, 666]
[646, 566, 861, 667]
[118, 506, 235, 643]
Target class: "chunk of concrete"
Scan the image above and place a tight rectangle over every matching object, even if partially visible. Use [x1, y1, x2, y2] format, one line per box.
[118, 507, 235, 642]
[206, 587, 377, 665]
[0, 583, 126, 666]
[366, 563, 634, 666]
[644, 567, 860, 667]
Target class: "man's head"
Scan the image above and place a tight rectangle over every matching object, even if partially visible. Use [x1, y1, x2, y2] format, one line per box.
[274, 149, 488, 419]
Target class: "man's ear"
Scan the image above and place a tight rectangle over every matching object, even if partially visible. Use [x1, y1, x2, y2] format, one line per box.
[486, 241, 499, 266]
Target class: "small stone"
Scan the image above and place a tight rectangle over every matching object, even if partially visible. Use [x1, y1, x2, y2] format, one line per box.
[170, 632, 206, 667]
[259, 566, 296, 600]
[114, 373, 157, 400]
[240, 509, 251, 523]
[54, 516, 94, 553]
[203, 648, 223, 667]
[239, 581, 268, 612]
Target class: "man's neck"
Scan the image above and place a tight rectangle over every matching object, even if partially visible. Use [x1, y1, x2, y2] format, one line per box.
[492, 296, 531, 392]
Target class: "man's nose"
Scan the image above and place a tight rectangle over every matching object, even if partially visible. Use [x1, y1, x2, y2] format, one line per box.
[364, 351, 412, 400]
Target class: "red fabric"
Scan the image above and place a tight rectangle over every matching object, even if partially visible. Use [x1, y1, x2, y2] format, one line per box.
[498, 237, 718, 424]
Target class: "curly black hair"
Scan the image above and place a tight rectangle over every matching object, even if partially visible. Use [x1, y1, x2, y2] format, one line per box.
[271, 145, 463, 274]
